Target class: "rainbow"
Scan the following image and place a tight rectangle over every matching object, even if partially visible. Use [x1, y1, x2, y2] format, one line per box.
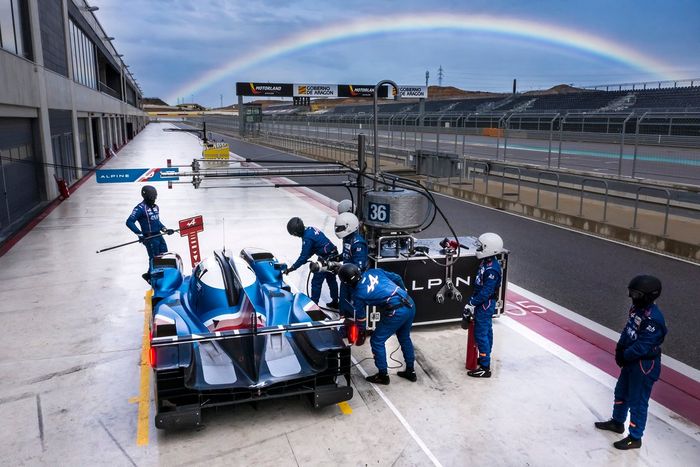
[166, 13, 678, 102]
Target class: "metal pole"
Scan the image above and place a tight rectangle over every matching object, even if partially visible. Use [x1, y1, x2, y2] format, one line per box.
[373, 80, 399, 190]
[548, 113, 559, 168]
[237, 95, 244, 136]
[632, 112, 648, 178]
[618, 113, 632, 176]
[357, 134, 366, 221]
[503, 114, 512, 161]
[557, 113, 567, 168]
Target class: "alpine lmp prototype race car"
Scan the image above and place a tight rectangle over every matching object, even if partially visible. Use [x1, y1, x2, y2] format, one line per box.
[148, 247, 353, 429]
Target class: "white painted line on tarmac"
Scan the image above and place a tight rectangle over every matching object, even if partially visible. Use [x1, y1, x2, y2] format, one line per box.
[433, 190, 700, 266]
[501, 299, 700, 441]
[508, 282, 700, 382]
[352, 356, 443, 467]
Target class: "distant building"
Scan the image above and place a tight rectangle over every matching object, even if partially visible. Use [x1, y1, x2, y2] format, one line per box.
[0, 0, 146, 240]
[176, 103, 206, 111]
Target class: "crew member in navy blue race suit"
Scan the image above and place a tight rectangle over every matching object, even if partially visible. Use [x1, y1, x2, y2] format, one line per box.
[338, 263, 417, 385]
[334, 212, 368, 319]
[285, 217, 339, 308]
[462, 232, 504, 378]
[595, 274, 667, 450]
[126, 185, 173, 282]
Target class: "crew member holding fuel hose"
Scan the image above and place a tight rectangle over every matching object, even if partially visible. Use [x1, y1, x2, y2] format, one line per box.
[462, 233, 504, 378]
[338, 263, 416, 385]
[126, 185, 174, 283]
[284, 217, 339, 309]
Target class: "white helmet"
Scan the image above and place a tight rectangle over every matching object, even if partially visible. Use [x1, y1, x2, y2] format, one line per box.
[475, 232, 503, 259]
[337, 199, 353, 214]
[335, 212, 359, 239]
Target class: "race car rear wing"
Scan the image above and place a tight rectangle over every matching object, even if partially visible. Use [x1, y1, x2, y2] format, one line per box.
[150, 318, 345, 347]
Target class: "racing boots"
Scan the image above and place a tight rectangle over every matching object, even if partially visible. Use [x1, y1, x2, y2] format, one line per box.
[365, 372, 390, 385]
[594, 419, 625, 434]
[326, 300, 339, 310]
[467, 366, 491, 378]
[613, 435, 642, 450]
[397, 369, 417, 382]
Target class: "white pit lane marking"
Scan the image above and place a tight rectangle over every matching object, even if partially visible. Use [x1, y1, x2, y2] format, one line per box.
[503, 284, 700, 441]
[352, 356, 443, 467]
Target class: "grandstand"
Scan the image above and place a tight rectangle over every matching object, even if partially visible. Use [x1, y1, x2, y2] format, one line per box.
[267, 81, 700, 116]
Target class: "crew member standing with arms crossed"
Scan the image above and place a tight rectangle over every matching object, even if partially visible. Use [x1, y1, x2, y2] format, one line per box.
[595, 275, 667, 450]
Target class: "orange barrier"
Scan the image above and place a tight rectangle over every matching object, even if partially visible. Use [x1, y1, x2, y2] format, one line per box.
[482, 128, 504, 137]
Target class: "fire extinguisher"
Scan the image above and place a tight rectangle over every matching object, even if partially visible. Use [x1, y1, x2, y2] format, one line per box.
[53, 173, 70, 199]
[462, 311, 478, 370]
[465, 320, 478, 370]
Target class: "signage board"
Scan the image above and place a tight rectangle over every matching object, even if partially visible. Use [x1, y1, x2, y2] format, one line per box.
[391, 85, 428, 99]
[95, 168, 179, 183]
[235, 82, 293, 97]
[337, 84, 383, 98]
[293, 84, 338, 97]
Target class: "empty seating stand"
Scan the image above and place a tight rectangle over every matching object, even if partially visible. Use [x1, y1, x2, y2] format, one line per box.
[291, 85, 700, 116]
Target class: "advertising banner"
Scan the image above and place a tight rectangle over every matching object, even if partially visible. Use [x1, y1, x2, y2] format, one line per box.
[235, 82, 293, 97]
[293, 84, 338, 97]
[392, 85, 428, 99]
[338, 84, 383, 98]
[95, 167, 179, 183]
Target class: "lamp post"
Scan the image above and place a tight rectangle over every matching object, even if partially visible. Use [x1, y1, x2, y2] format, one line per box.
[373, 79, 400, 189]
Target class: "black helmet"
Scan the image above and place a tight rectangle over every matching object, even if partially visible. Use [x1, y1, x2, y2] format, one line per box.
[338, 263, 362, 287]
[287, 217, 304, 237]
[141, 185, 157, 206]
[628, 274, 662, 307]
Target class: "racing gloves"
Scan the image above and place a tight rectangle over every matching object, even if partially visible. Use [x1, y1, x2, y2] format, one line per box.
[461, 304, 475, 329]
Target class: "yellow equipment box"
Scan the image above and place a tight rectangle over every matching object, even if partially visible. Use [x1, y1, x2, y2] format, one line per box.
[202, 142, 230, 160]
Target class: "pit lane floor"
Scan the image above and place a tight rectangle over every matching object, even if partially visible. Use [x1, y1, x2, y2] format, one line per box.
[0, 123, 697, 466]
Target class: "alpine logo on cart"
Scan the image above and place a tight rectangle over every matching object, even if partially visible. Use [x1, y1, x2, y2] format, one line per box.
[179, 215, 204, 268]
[96, 168, 179, 183]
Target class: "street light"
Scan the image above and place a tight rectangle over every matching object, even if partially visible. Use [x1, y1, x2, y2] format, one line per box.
[85, 6, 99, 12]
[373, 79, 400, 189]
[104, 36, 115, 41]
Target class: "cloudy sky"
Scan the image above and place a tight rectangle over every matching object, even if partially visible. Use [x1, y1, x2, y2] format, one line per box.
[95, 0, 700, 107]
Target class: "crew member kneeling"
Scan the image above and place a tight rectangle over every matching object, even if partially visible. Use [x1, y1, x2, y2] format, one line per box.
[338, 263, 417, 385]
[462, 232, 503, 378]
[595, 274, 667, 450]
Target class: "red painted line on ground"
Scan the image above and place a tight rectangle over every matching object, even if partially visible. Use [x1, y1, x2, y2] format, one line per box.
[506, 289, 700, 427]
[0, 141, 131, 258]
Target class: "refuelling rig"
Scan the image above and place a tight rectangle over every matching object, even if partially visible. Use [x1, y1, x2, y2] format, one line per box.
[144, 127, 509, 329]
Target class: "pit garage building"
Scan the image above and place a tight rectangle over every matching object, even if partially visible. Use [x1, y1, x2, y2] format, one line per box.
[0, 0, 146, 240]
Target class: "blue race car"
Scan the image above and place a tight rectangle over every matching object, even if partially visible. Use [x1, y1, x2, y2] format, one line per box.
[148, 247, 353, 429]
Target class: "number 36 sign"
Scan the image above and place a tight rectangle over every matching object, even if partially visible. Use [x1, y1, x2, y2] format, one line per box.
[367, 202, 390, 223]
